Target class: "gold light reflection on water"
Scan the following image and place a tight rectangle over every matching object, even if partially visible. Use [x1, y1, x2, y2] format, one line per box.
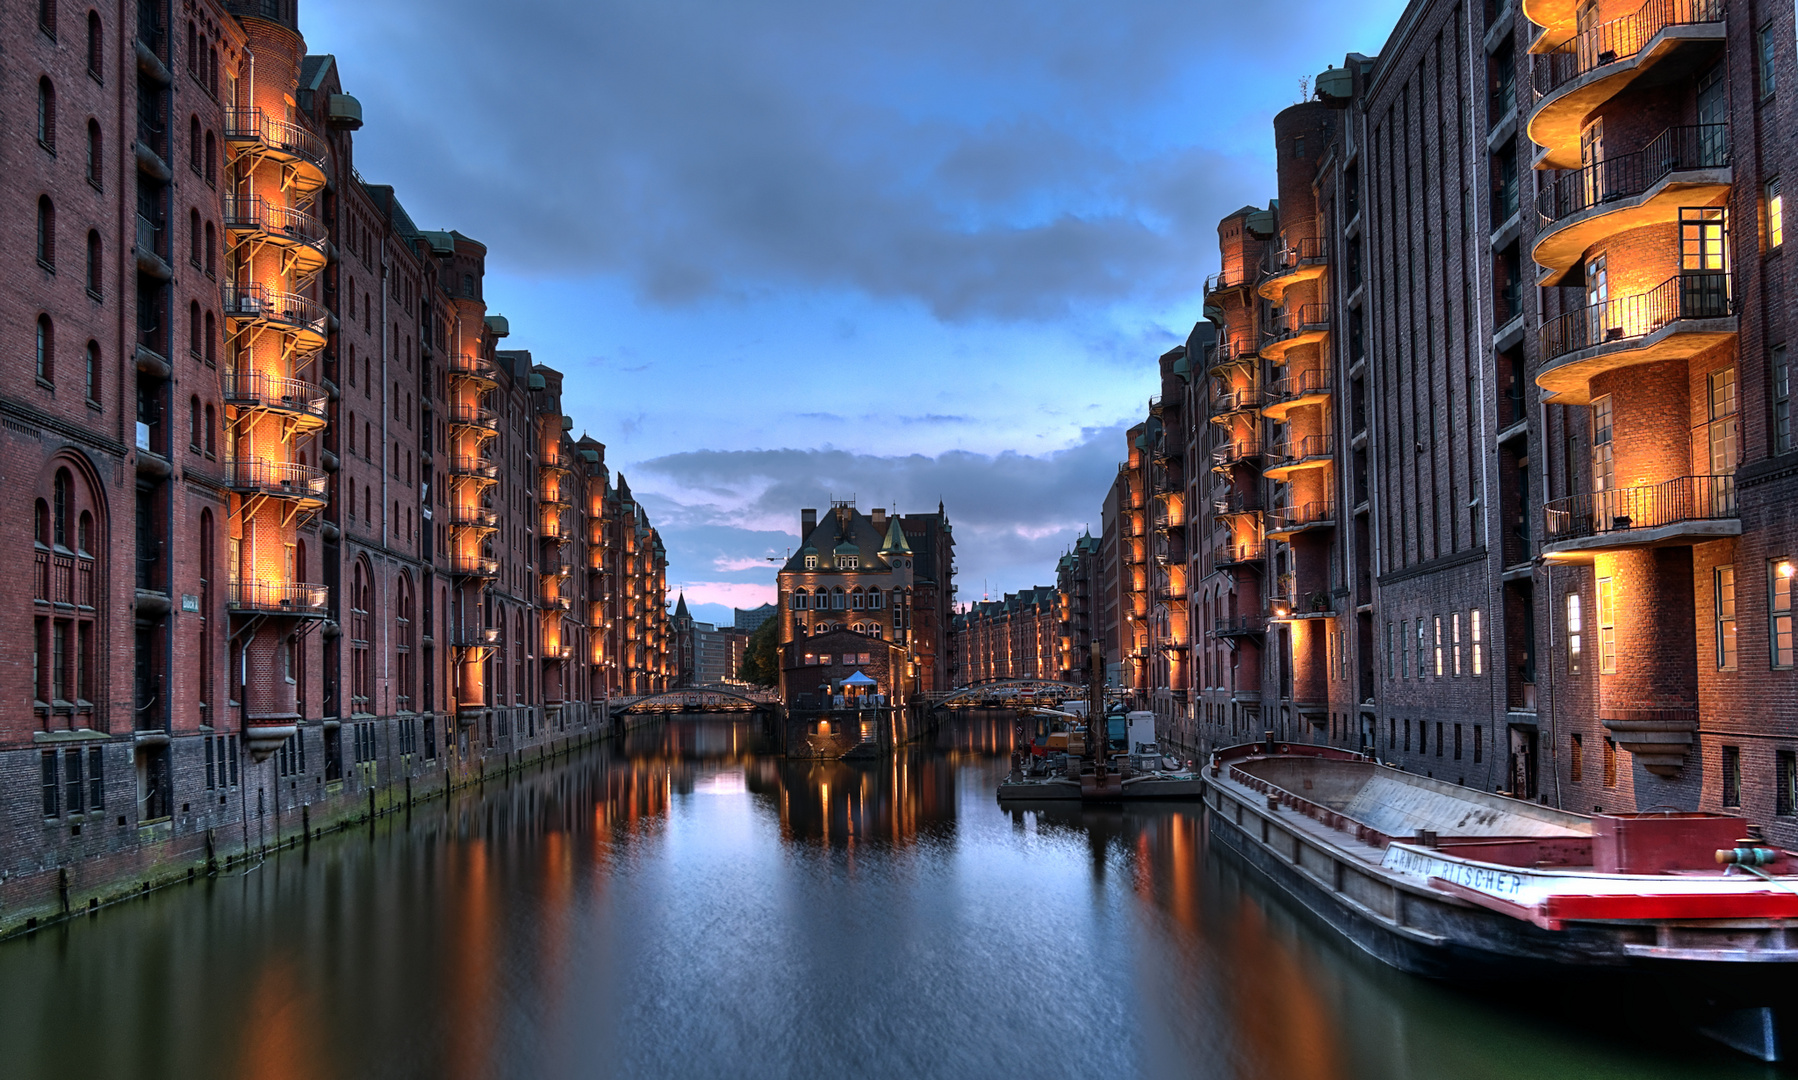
[1229, 898, 1346, 1080]
[446, 839, 495, 1080]
[236, 954, 323, 1080]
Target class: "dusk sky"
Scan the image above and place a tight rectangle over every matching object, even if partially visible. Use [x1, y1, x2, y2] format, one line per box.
[306, 0, 1407, 626]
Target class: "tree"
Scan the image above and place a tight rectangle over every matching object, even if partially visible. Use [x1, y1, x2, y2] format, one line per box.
[739, 617, 779, 687]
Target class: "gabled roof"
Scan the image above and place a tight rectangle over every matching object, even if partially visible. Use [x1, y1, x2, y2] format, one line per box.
[780, 506, 894, 574]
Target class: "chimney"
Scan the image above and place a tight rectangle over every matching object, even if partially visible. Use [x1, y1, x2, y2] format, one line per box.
[801, 508, 817, 538]
[871, 508, 887, 529]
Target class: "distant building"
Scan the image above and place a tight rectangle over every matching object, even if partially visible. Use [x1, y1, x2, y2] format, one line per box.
[953, 587, 1060, 684]
[672, 593, 745, 686]
[734, 603, 778, 632]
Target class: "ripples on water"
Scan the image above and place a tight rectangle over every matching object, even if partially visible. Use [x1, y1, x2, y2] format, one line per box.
[0, 714, 1776, 1080]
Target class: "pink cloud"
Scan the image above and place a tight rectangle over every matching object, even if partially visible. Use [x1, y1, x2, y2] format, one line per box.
[675, 581, 778, 610]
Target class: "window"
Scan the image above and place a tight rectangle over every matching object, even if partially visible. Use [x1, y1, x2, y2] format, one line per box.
[1433, 616, 1443, 676]
[39, 0, 56, 37]
[1385, 621, 1394, 678]
[84, 227, 101, 294]
[1566, 592, 1583, 675]
[1759, 23, 1778, 98]
[205, 130, 217, 184]
[1400, 620, 1409, 678]
[1416, 620, 1426, 679]
[205, 221, 216, 276]
[1771, 177, 1786, 249]
[1454, 724, 1463, 761]
[36, 316, 54, 384]
[1780, 751, 1797, 816]
[1708, 368, 1738, 475]
[1403, 718, 1412, 752]
[1716, 565, 1738, 670]
[1596, 577, 1616, 674]
[42, 752, 59, 817]
[1473, 726, 1483, 764]
[1722, 745, 1742, 807]
[37, 78, 55, 151]
[37, 197, 55, 268]
[87, 12, 103, 78]
[1776, 345, 1792, 455]
[1452, 613, 1462, 676]
[189, 396, 201, 451]
[1571, 734, 1584, 783]
[804, 554, 818, 571]
[85, 342, 100, 405]
[1590, 395, 1614, 493]
[1772, 559, 1795, 668]
[1604, 737, 1618, 788]
[189, 116, 202, 173]
[1471, 608, 1483, 676]
[839, 555, 858, 570]
[87, 120, 102, 188]
[1435, 721, 1444, 757]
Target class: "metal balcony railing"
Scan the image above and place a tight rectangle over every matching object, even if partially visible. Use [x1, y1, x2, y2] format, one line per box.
[223, 107, 328, 171]
[1267, 501, 1338, 531]
[451, 626, 500, 648]
[1268, 369, 1332, 405]
[1270, 434, 1335, 466]
[1540, 125, 1730, 223]
[1212, 437, 1262, 468]
[448, 403, 501, 431]
[223, 457, 328, 499]
[449, 555, 500, 578]
[1213, 541, 1266, 566]
[448, 504, 498, 528]
[222, 370, 328, 420]
[448, 353, 499, 382]
[1543, 474, 1736, 541]
[1214, 491, 1265, 515]
[227, 580, 327, 614]
[219, 282, 327, 336]
[1211, 387, 1263, 415]
[1261, 236, 1327, 277]
[447, 455, 500, 480]
[1214, 614, 1268, 637]
[222, 195, 328, 251]
[1541, 271, 1732, 361]
[1205, 268, 1250, 294]
[1269, 303, 1331, 340]
[1535, 0, 1727, 98]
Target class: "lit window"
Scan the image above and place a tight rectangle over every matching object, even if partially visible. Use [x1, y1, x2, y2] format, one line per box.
[1771, 177, 1785, 248]
[1416, 620, 1426, 679]
[1772, 559, 1795, 668]
[1566, 593, 1583, 675]
[1451, 613, 1462, 677]
[1433, 616, 1443, 676]
[1596, 577, 1616, 674]
[1471, 608, 1483, 676]
[804, 555, 817, 570]
[1590, 395, 1614, 493]
[1716, 565, 1737, 670]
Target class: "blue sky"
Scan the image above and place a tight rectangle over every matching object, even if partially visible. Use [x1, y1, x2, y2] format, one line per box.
[305, 0, 1407, 625]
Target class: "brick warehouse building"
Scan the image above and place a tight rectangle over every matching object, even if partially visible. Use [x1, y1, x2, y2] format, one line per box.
[776, 501, 957, 706]
[1093, 0, 1797, 835]
[953, 585, 1060, 685]
[0, 0, 671, 931]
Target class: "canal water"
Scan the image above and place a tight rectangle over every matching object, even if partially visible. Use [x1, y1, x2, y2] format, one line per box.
[0, 712, 1777, 1080]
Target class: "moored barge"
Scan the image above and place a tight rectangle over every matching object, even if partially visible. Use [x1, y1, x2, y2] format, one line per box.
[1204, 740, 1798, 1060]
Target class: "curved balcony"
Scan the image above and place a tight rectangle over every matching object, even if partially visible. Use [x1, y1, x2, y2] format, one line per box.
[220, 283, 329, 349]
[1210, 386, 1262, 423]
[1257, 237, 1328, 302]
[1208, 336, 1259, 377]
[1204, 267, 1253, 302]
[222, 196, 329, 277]
[1213, 541, 1266, 569]
[542, 591, 573, 611]
[222, 370, 328, 431]
[227, 580, 329, 617]
[447, 403, 501, 434]
[540, 489, 572, 508]
[1266, 501, 1338, 537]
[1534, 125, 1731, 284]
[1264, 435, 1336, 480]
[448, 504, 499, 530]
[224, 457, 328, 506]
[448, 353, 501, 388]
[1214, 491, 1264, 517]
[1536, 271, 1736, 404]
[224, 108, 329, 193]
[1261, 369, 1333, 421]
[453, 626, 501, 649]
[1211, 437, 1262, 472]
[1213, 614, 1268, 640]
[540, 515, 572, 543]
[1262, 304, 1330, 362]
[449, 555, 500, 579]
[1528, 0, 1728, 170]
[447, 454, 500, 482]
[1542, 474, 1738, 557]
[1155, 584, 1189, 606]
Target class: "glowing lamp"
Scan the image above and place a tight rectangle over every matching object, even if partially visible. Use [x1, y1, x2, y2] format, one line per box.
[1780, 562, 1795, 580]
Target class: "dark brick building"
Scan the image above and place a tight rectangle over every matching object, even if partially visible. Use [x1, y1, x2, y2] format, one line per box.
[1, 0, 671, 932]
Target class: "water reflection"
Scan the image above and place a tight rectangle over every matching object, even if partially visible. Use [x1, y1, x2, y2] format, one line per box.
[0, 713, 1777, 1080]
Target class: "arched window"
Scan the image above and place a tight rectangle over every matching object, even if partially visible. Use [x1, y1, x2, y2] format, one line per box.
[199, 509, 213, 719]
[185, 21, 196, 69]
[831, 587, 845, 610]
[204, 221, 216, 276]
[86, 230, 101, 294]
[53, 470, 71, 548]
[207, 47, 219, 97]
[351, 559, 373, 713]
[204, 130, 216, 184]
[36, 316, 53, 384]
[35, 501, 50, 547]
[850, 588, 865, 610]
[204, 404, 215, 455]
[85, 341, 100, 404]
[189, 209, 201, 266]
[188, 301, 201, 355]
[203, 312, 216, 364]
[188, 116, 201, 173]
[790, 589, 807, 610]
[188, 396, 201, 451]
[869, 590, 883, 609]
[35, 460, 104, 728]
[37, 79, 55, 150]
[37, 197, 55, 266]
[396, 573, 415, 711]
[87, 12, 103, 79]
[86, 120, 101, 187]
[38, 0, 56, 36]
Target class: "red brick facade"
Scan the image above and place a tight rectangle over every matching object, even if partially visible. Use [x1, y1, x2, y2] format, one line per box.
[0, 0, 671, 932]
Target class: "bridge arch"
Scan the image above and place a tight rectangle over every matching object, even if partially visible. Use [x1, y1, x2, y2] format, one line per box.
[608, 684, 779, 716]
[927, 679, 1088, 708]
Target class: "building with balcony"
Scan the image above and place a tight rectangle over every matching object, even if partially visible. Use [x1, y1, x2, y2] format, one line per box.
[0, 0, 679, 932]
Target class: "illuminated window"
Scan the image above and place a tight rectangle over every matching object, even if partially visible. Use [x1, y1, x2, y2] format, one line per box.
[1571, 734, 1584, 783]
[1716, 565, 1737, 670]
[1416, 621, 1426, 679]
[1590, 395, 1614, 493]
[1708, 368, 1738, 475]
[1603, 737, 1617, 787]
[1771, 177, 1785, 248]
[1596, 577, 1616, 674]
[1471, 609, 1483, 676]
[1772, 559, 1795, 668]
[1433, 616, 1443, 676]
[1451, 613, 1462, 676]
[1565, 592, 1582, 675]
[804, 555, 817, 570]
